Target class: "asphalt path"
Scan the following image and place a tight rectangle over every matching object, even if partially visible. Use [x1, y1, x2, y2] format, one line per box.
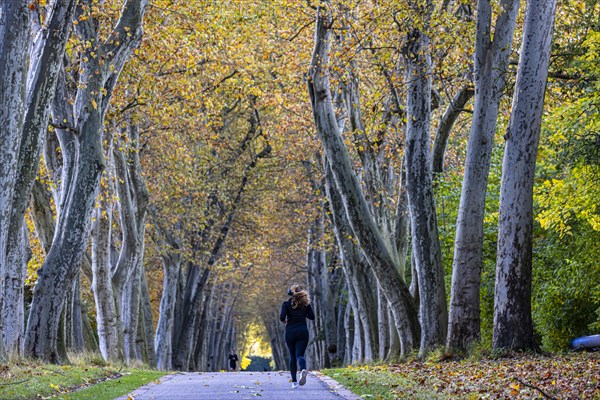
[117, 371, 361, 400]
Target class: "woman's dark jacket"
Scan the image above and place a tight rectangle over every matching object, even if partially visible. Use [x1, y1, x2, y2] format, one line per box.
[280, 300, 315, 329]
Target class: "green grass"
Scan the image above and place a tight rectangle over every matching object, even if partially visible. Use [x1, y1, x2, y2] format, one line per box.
[0, 358, 166, 400]
[322, 366, 448, 400]
[61, 369, 166, 399]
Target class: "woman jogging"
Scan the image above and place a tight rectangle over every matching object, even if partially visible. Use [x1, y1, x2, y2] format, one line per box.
[279, 284, 315, 389]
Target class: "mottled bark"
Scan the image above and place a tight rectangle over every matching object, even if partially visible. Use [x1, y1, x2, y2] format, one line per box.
[91, 183, 123, 362]
[306, 207, 339, 368]
[493, 0, 557, 351]
[446, 0, 521, 352]
[112, 124, 150, 365]
[306, 237, 324, 367]
[335, 291, 347, 365]
[432, 85, 475, 174]
[308, 4, 419, 355]
[0, 0, 31, 359]
[155, 252, 181, 370]
[2, 0, 77, 358]
[90, 142, 123, 362]
[120, 259, 142, 363]
[377, 287, 389, 360]
[29, 180, 55, 253]
[25, 0, 148, 362]
[324, 160, 378, 363]
[3, 223, 30, 355]
[172, 264, 210, 370]
[343, 293, 353, 365]
[139, 272, 156, 367]
[80, 300, 98, 353]
[403, 25, 448, 354]
[67, 275, 85, 352]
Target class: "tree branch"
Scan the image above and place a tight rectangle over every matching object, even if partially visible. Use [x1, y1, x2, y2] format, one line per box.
[513, 377, 558, 400]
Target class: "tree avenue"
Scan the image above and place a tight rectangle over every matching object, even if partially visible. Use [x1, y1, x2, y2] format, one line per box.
[0, 0, 598, 377]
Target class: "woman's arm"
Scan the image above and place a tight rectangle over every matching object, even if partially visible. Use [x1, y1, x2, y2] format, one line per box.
[279, 302, 288, 322]
[306, 304, 315, 320]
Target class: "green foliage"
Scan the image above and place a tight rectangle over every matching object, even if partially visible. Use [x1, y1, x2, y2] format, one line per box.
[536, 168, 600, 236]
[530, 27, 600, 351]
[546, 29, 600, 172]
[532, 226, 600, 351]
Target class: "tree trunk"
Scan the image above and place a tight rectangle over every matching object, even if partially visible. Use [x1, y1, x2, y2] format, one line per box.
[343, 294, 353, 365]
[447, 0, 520, 352]
[111, 123, 150, 365]
[69, 276, 85, 353]
[25, 0, 148, 362]
[432, 85, 474, 174]
[493, 0, 557, 351]
[29, 180, 55, 253]
[308, 4, 419, 355]
[155, 252, 181, 370]
[335, 292, 346, 366]
[266, 311, 287, 370]
[120, 259, 142, 364]
[377, 287, 389, 360]
[403, 26, 448, 355]
[80, 300, 98, 352]
[140, 271, 156, 367]
[324, 161, 377, 362]
[318, 230, 339, 367]
[3, 0, 77, 359]
[172, 266, 210, 370]
[25, 141, 104, 361]
[2, 223, 30, 355]
[386, 304, 400, 362]
[90, 153, 123, 362]
[0, 0, 33, 360]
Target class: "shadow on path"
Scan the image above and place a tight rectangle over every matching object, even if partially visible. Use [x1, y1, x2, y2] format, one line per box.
[117, 371, 360, 400]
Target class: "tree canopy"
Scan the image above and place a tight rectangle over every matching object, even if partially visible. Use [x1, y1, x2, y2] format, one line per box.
[0, 0, 598, 372]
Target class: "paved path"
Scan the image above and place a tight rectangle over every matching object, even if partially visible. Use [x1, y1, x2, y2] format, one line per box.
[117, 371, 360, 400]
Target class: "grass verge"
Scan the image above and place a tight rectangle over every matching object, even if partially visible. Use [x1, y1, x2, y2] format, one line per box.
[323, 352, 599, 399]
[322, 366, 447, 400]
[0, 359, 166, 400]
[61, 369, 166, 399]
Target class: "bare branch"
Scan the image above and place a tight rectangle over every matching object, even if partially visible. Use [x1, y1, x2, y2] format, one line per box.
[513, 377, 558, 400]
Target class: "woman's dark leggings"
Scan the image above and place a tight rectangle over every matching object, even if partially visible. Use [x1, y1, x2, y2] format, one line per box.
[285, 326, 309, 382]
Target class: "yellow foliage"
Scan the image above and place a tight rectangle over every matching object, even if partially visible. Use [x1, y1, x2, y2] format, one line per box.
[535, 168, 600, 237]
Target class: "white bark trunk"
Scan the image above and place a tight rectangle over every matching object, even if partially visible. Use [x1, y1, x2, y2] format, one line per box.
[4, 0, 78, 358]
[308, 4, 419, 355]
[25, 0, 148, 361]
[432, 85, 474, 174]
[91, 185, 123, 362]
[403, 26, 447, 355]
[377, 287, 389, 360]
[155, 252, 181, 370]
[139, 272, 156, 367]
[3, 223, 29, 355]
[493, 0, 557, 351]
[325, 160, 378, 362]
[447, 0, 520, 351]
[0, 1, 30, 359]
